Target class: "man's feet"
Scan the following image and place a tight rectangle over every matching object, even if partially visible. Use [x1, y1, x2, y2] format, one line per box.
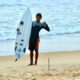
[28, 62, 38, 66]
[28, 63, 33, 66]
[34, 61, 37, 65]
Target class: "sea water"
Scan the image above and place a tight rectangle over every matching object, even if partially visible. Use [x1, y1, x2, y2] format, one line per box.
[0, 0, 80, 56]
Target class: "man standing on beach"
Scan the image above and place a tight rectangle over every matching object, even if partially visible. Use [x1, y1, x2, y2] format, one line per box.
[28, 13, 50, 65]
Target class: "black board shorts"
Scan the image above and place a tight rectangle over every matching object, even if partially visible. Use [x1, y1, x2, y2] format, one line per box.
[28, 39, 40, 51]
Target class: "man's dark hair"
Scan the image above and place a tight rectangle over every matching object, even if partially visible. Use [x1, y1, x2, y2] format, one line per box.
[36, 13, 42, 18]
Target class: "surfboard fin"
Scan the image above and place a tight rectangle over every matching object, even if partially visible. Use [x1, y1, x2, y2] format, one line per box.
[15, 58, 18, 62]
[20, 21, 24, 25]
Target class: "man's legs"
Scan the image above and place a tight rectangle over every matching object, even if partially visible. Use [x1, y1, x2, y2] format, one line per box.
[35, 49, 39, 65]
[35, 39, 40, 65]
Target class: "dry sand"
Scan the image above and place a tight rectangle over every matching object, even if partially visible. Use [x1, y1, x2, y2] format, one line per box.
[0, 51, 80, 80]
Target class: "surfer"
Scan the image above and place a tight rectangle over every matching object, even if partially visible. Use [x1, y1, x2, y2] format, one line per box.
[28, 13, 50, 65]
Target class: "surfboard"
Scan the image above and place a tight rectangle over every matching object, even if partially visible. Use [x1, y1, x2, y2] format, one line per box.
[15, 8, 32, 61]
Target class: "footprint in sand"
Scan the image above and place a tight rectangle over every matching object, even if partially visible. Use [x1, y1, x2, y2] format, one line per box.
[9, 69, 18, 74]
[6, 67, 16, 72]
[11, 70, 17, 72]
[6, 67, 12, 69]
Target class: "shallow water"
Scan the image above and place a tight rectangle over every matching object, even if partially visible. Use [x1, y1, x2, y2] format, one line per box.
[0, 34, 80, 56]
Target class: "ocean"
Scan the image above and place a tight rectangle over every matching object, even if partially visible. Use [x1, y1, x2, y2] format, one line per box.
[0, 0, 80, 40]
[0, 0, 80, 56]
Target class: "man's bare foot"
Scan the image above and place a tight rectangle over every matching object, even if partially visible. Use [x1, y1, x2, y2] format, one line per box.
[28, 63, 33, 66]
[34, 62, 37, 65]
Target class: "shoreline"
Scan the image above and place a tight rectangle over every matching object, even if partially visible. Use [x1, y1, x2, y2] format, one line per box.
[0, 34, 80, 56]
[0, 50, 80, 57]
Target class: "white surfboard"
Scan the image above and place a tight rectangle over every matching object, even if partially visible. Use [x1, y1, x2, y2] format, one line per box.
[15, 8, 32, 60]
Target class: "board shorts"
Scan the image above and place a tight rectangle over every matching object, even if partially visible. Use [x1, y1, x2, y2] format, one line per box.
[28, 38, 40, 51]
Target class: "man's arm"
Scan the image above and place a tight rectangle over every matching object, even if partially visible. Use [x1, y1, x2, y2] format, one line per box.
[42, 22, 50, 32]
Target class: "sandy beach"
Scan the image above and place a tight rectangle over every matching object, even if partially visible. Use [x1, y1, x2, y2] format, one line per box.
[0, 51, 80, 80]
